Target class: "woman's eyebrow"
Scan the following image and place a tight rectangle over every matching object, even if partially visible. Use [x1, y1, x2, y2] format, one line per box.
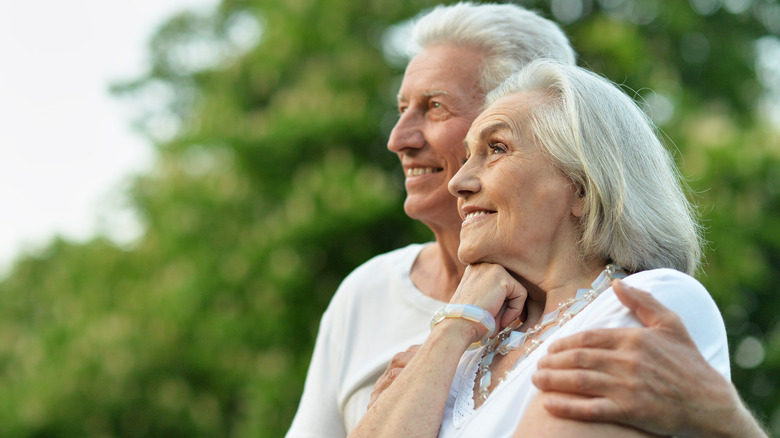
[479, 121, 510, 141]
[464, 121, 511, 153]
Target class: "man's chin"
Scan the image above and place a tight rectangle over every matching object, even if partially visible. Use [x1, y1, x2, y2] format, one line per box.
[403, 197, 459, 225]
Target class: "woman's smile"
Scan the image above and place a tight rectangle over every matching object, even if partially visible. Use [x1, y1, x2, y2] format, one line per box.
[461, 206, 497, 226]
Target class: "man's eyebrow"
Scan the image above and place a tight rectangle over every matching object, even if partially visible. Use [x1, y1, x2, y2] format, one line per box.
[397, 89, 449, 102]
[422, 89, 449, 98]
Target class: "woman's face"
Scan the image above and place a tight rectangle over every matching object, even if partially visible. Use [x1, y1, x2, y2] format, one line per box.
[448, 91, 583, 267]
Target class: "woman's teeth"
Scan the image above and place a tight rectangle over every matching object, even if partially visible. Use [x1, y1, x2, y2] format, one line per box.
[465, 211, 490, 220]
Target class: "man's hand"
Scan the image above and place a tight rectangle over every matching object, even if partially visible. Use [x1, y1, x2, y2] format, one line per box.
[532, 280, 768, 438]
[368, 345, 420, 409]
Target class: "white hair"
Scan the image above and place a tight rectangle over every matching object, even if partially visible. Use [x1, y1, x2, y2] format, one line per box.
[487, 60, 703, 275]
[410, 2, 575, 94]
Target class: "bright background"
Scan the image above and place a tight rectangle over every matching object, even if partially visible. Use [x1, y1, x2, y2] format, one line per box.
[0, 0, 218, 276]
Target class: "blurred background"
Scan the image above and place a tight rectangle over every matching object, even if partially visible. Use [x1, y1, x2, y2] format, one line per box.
[1, 0, 779, 436]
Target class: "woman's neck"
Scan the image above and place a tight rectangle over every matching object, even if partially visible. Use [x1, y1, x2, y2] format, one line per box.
[515, 259, 607, 328]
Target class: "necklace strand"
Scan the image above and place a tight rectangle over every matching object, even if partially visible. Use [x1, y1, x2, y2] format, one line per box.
[474, 264, 626, 403]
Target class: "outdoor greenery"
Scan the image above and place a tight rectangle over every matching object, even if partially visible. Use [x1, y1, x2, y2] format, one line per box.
[1, 0, 779, 436]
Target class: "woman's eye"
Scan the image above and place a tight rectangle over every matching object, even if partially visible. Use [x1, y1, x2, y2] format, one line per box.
[488, 143, 507, 155]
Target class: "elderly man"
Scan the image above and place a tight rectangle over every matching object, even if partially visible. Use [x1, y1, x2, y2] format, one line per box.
[287, 3, 767, 437]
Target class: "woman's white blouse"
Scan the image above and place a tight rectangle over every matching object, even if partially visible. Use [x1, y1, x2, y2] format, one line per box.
[438, 269, 731, 438]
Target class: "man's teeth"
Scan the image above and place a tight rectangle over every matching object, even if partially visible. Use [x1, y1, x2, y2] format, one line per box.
[465, 211, 491, 220]
[407, 167, 440, 176]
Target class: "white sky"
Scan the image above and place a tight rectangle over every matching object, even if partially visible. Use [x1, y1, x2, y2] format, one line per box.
[0, 0, 219, 276]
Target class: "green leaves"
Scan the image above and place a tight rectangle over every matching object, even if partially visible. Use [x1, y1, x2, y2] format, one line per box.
[1, 0, 779, 436]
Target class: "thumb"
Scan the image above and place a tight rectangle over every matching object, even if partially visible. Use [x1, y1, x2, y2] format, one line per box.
[612, 279, 681, 329]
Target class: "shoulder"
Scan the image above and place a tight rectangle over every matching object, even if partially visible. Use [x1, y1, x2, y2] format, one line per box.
[620, 269, 717, 318]
[312, 243, 425, 347]
[336, 243, 424, 289]
[620, 268, 730, 378]
[622, 268, 704, 291]
[322, 243, 426, 316]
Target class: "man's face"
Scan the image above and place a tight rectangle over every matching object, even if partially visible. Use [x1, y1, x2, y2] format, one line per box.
[388, 44, 485, 230]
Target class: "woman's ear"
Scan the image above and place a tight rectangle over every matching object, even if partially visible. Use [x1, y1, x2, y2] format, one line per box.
[571, 184, 585, 218]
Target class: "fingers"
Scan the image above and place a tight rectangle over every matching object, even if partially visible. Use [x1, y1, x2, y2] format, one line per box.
[545, 327, 635, 354]
[540, 392, 622, 423]
[387, 345, 419, 371]
[532, 368, 616, 397]
[369, 367, 401, 408]
[500, 276, 527, 327]
[612, 280, 684, 331]
[452, 263, 528, 328]
[537, 346, 623, 370]
[368, 345, 421, 408]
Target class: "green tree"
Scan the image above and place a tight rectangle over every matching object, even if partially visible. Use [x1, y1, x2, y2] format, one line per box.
[0, 0, 778, 436]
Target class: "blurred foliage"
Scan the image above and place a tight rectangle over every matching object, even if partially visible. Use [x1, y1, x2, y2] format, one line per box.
[1, 0, 779, 436]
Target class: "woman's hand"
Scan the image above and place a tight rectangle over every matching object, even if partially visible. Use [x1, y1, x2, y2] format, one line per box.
[450, 263, 527, 329]
[352, 264, 526, 438]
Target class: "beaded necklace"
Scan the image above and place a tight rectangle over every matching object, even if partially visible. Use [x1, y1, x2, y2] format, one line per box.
[474, 264, 627, 403]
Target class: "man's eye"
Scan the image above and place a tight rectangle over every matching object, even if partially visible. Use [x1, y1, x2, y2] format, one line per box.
[431, 101, 442, 109]
[398, 106, 408, 114]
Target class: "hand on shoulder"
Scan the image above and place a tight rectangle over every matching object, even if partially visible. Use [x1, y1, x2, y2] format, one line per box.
[532, 280, 769, 438]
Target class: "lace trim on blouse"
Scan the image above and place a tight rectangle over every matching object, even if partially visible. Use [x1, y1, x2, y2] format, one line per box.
[452, 350, 481, 428]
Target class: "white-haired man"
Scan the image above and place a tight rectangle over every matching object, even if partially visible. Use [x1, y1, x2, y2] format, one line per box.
[287, 3, 767, 437]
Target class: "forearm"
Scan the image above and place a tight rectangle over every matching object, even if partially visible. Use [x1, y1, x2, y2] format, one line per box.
[516, 392, 660, 438]
[349, 319, 474, 438]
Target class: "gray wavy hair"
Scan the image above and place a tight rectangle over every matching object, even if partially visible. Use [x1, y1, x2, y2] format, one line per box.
[487, 60, 703, 275]
[410, 2, 576, 94]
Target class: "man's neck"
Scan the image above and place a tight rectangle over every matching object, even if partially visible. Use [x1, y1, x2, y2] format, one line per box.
[410, 227, 465, 303]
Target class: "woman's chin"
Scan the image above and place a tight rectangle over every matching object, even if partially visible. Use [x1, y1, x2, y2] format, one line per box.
[457, 247, 487, 265]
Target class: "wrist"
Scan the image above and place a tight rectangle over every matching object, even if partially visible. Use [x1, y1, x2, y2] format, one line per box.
[431, 304, 496, 349]
[687, 383, 767, 438]
[430, 317, 485, 351]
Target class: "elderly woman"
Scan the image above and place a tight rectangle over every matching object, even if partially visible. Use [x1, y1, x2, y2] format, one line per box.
[350, 59, 729, 437]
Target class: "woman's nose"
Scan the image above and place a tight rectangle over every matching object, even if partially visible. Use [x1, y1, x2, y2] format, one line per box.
[448, 160, 481, 198]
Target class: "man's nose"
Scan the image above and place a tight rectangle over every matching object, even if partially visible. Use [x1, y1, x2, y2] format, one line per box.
[388, 111, 425, 154]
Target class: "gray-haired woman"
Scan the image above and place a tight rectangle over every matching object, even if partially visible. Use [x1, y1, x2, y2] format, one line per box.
[351, 59, 729, 437]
